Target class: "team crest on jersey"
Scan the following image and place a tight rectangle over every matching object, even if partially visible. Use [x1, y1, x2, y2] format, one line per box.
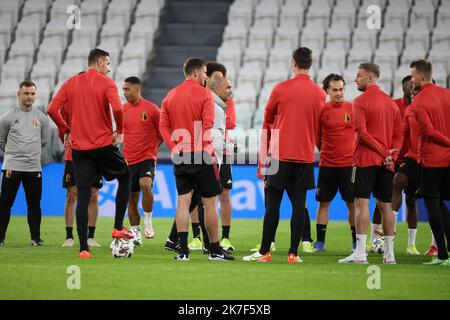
[32, 119, 39, 127]
[344, 113, 351, 122]
[141, 112, 148, 121]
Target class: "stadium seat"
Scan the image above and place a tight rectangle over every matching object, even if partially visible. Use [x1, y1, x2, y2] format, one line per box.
[217, 41, 243, 71]
[268, 42, 294, 72]
[410, 1, 436, 29]
[37, 38, 66, 67]
[300, 21, 326, 52]
[374, 43, 400, 72]
[237, 62, 264, 92]
[232, 83, 258, 109]
[332, 0, 357, 27]
[227, 0, 255, 29]
[254, 0, 280, 27]
[222, 20, 249, 50]
[243, 43, 269, 70]
[248, 20, 275, 50]
[326, 22, 352, 51]
[347, 46, 373, 67]
[1, 58, 29, 84]
[263, 62, 290, 88]
[379, 21, 405, 52]
[31, 61, 59, 88]
[405, 21, 431, 51]
[321, 43, 347, 72]
[401, 44, 427, 65]
[384, 0, 410, 30]
[279, 0, 305, 27]
[275, 20, 300, 49]
[22, 0, 52, 16]
[352, 25, 378, 51]
[306, 0, 332, 28]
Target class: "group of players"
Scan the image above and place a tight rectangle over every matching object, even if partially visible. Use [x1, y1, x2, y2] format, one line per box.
[0, 47, 448, 265]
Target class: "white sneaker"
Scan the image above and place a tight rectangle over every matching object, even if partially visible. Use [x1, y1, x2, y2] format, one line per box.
[339, 253, 368, 264]
[144, 224, 155, 239]
[62, 238, 74, 247]
[243, 251, 272, 262]
[87, 238, 101, 247]
[133, 229, 143, 247]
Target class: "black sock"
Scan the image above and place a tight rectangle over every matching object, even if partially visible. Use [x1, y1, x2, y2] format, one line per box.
[177, 232, 188, 254]
[210, 241, 221, 254]
[88, 226, 96, 239]
[222, 225, 230, 239]
[316, 224, 327, 243]
[351, 226, 356, 244]
[197, 204, 209, 246]
[66, 227, 73, 239]
[192, 223, 200, 238]
[169, 219, 178, 242]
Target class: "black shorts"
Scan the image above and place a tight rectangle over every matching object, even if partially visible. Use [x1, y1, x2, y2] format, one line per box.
[71, 145, 130, 187]
[62, 161, 103, 189]
[352, 166, 394, 203]
[396, 157, 419, 198]
[173, 152, 221, 198]
[417, 166, 450, 200]
[220, 157, 233, 189]
[316, 166, 354, 203]
[129, 159, 156, 193]
[267, 159, 315, 191]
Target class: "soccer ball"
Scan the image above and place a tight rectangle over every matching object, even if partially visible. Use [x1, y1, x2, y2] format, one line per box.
[372, 234, 385, 254]
[110, 238, 134, 258]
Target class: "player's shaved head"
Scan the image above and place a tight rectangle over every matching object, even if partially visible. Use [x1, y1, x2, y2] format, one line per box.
[210, 76, 232, 102]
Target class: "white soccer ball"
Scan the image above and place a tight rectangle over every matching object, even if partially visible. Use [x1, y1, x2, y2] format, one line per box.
[110, 238, 134, 258]
[372, 235, 385, 254]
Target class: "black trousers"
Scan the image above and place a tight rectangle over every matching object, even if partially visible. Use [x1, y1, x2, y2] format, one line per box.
[260, 185, 308, 256]
[0, 170, 42, 241]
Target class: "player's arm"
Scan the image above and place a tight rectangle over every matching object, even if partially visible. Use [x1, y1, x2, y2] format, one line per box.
[0, 112, 11, 151]
[201, 93, 215, 153]
[47, 84, 70, 134]
[353, 100, 390, 158]
[258, 88, 278, 178]
[316, 108, 324, 151]
[225, 100, 236, 130]
[40, 112, 51, 147]
[412, 100, 450, 147]
[152, 106, 163, 146]
[159, 99, 176, 152]
[106, 80, 124, 134]
[391, 108, 404, 161]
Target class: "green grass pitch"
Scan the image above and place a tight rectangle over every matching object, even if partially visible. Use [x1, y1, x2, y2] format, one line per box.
[0, 217, 449, 300]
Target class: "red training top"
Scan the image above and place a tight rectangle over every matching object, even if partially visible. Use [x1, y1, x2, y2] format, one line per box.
[353, 85, 403, 170]
[159, 80, 215, 155]
[394, 98, 409, 165]
[48, 69, 123, 151]
[123, 98, 162, 165]
[411, 83, 450, 167]
[260, 74, 326, 163]
[403, 106, 419, 163]
[317, 100, 355, 167]
[57, 104, 73, 161]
